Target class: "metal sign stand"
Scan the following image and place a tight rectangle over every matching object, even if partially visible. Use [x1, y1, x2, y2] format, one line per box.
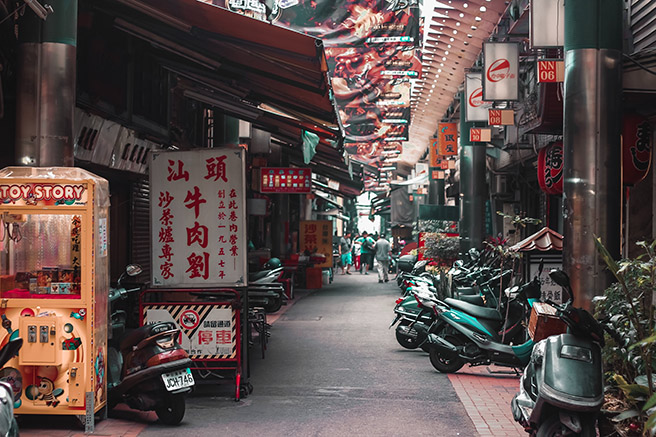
[140, 288, 250, 400]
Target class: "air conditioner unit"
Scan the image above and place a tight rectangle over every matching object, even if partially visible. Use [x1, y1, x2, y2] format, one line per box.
[491, 174, 512, 198]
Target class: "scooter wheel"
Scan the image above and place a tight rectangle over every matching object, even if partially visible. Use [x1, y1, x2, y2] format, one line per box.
[537, 415, 597, 437]
[429, 335, 465, 373]
[395, 321, 420, 349]
[156, 394, 186, 426]
[264, 297, 283, 313]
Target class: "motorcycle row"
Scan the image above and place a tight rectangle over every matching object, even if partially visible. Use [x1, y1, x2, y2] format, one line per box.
[391, 250, 621, 437]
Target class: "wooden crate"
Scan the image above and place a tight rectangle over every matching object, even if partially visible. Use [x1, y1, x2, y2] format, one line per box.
[528, 302, 567, 342]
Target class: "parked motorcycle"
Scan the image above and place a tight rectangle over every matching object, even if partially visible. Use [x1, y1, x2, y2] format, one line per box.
[248, 258, 287, 313]
[0, 338, 22, 437]
[108, 264, 194, 425]
[511, 269, 613, 436]
[426, 268, 543, 373]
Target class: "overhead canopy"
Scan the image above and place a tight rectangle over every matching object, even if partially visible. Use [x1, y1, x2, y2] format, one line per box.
[106, 0, 342, 142]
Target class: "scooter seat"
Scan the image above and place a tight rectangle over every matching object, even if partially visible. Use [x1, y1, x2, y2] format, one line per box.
[120, 322, 176, 352]
[444, 298, 502, 321]
[249, 270, 270, 282]
[459, 294, 485, 306]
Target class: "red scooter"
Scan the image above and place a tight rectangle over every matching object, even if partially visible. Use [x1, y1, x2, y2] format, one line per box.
[108, 265, 194, 425]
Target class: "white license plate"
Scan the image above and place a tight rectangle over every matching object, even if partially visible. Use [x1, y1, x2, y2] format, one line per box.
[162, 368, 195, 392]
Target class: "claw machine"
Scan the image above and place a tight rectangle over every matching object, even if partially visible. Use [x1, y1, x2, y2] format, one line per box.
[0, 167, 110, 431]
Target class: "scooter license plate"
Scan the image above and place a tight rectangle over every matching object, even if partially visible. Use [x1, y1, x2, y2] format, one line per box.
[162, 368, 195, 392]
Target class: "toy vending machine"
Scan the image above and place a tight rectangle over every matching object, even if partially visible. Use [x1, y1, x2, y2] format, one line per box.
[0, 167, 109, 430]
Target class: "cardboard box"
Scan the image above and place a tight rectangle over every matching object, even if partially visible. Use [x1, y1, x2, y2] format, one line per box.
[528, 302, 567, 342]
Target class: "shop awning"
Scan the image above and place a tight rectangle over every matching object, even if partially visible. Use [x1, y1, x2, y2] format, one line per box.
[510, 227, 563, 252]
[107, 0, 341, 136]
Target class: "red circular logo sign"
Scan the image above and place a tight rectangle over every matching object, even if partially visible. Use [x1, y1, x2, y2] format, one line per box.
[487, 59, 511, 82]
[469, 87, 484, 107]
[180, 310, 200, 330]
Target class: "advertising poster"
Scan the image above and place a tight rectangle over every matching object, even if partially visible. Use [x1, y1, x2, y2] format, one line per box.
[211, 0, 420, 159]
[150, 148, 248, 287]
[300, 220, 332, 268]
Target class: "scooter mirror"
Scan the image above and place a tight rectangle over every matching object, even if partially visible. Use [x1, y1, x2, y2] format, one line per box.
[126, 264, 143, 277]
[549, 269, 570, 289]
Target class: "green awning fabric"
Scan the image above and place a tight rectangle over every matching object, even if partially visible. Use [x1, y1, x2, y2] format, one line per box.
[302, 130, 320, 164]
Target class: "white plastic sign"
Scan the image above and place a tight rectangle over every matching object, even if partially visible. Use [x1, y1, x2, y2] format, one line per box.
[483, 43, 519, 101]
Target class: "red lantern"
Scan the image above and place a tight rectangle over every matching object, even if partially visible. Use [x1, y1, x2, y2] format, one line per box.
[622, 113, 652, 186]
[538, 141, 564, 195]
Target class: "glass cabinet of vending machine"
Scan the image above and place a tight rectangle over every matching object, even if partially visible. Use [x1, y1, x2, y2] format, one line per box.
[0, 167, 109, 429]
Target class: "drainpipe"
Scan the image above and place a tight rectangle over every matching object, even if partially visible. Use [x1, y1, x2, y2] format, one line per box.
[563, 0, 622, 310]
[16, 0, 77, 167]
[459, 91, 487, 254]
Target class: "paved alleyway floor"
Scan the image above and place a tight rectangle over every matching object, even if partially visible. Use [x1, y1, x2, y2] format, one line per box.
[20, 272, 525, 437]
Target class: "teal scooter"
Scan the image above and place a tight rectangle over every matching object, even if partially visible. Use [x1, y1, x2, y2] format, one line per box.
[511, 270, 618, 436]
[390, 270, 512, 350]
[426, 268, 543, 373]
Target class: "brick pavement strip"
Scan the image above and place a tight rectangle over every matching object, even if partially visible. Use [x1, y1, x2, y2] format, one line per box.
[448, 366, 526, 437]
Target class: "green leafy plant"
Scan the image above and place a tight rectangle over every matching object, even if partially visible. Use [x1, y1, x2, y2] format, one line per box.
[595, 238, 656, 435]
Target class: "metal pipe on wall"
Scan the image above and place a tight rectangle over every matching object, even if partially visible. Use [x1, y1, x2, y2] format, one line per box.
[563, 0, 622, 310]
[15, 0, 77, 167]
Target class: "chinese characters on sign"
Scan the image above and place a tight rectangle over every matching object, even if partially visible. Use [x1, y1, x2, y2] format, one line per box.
[260, 168, 312, 193]
[299, 220, 332, 268]
[144, 305, 236, 358]
[437, 123, 458, 156]
[150, 149, 247, 287]
[537, 142, 564, 195]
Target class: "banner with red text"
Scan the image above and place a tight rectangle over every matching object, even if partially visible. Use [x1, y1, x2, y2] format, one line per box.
[150, 148, 247, 287]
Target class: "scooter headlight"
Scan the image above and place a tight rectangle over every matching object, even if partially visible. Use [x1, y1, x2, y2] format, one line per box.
[560, 345, 593, 363]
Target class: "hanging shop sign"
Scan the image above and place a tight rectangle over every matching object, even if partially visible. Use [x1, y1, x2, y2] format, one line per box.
[428, 138, 440, 167]
[488, 109, 514, 126]
[469, 128, 492, 143]
[537, 141, 564, 195]
[260, 167, 312, 193]
[465, 73, 493, 122]
[537, 60, 565, 83]
[437, 123, 458, 156]
[483, 43, 519, 101]
[300, 220, 333, 268]
[150, 148, 248, 288]
[530, 0, 565, 48]
[622, 113, 653, 186]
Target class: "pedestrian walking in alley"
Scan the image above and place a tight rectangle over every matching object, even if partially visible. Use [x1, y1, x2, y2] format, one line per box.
[352, 234, 362, 273]
[374, 234, 391, 283]
[339, 232, 353, 275]
[357, 231, 376, 275]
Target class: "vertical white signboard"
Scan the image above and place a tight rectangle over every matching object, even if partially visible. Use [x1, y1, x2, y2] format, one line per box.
[150, 148, 247, 287]
[483, 43, 519, 101]
[465, 73, 493, 122]
[530, 0, 565, 48]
